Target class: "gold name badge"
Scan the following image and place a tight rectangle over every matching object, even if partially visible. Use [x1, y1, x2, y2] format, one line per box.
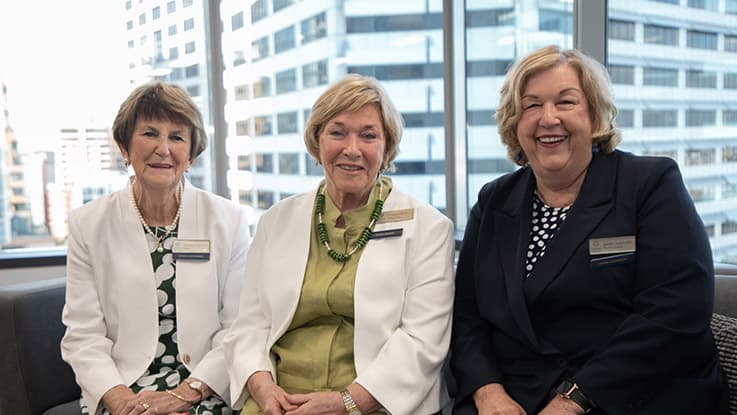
[589, 236, 636, 256]
[377, 208, 414, 224]
[172, 239, 211, 260]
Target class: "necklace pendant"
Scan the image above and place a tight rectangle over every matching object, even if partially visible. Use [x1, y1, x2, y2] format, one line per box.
[157, 244, 164, 253]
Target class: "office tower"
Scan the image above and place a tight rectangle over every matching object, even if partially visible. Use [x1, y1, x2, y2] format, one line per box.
[0, 82, 11, 244]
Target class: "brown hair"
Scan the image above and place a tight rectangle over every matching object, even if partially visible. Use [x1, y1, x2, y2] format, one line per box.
[112, 81, 207, 160]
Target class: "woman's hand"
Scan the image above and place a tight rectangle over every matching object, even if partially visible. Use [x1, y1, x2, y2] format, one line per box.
[247, 371, 297, 415]
[283, 391, 344, 415]
[537, 395, 585, 415]
[473, 383, 527, 415]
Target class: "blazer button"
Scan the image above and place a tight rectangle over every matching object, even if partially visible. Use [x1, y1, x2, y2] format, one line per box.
[182, 353, 191, 364]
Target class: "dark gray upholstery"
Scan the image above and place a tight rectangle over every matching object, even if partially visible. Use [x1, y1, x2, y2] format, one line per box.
[716, 273, 737, 319]
[0, 278, 80, 415]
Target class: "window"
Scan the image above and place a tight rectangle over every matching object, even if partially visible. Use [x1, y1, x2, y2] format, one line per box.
[651, 0, 679, 3]
[305, 154, 323, 175]
[685, 148, 716, 166]
[725, 110, 737, 125]
[168, 24, 177, 36]
[255, 154, 274, 173]
[617, 109, 634, 128]
[139, 13, 146, 25]
[686, 70, 716, 88]
[644, 24, 679, 46]
[609, 19, 635, 41]
[252, 36, 269, 61]
[235, 120, 250, 136]
[273, 0, 295, 13]
[275, 69, 297, 94]
[643, 110, 678, 127]
[184, 18, 194, 31]
[126, 1, 132, 10]
[253, 76, 271, 98]
[254, 115, 273, 136]
[235, 84, 249, 101]
[233, 50, 246, 67]
[126, 20, 133, 30]
[725, 73, 737, 89]
[539, 9, 573, 33]
[152, 6, 160, 20]
[608, 65, 635, 84]
[686, 30, 717, 50]
[251, 0, 268, 23]
[184, 63, 199, 78]
[167, 1, 175, 13]
[185, 41, 195, 54]
[723, 221, 737, 235]
[274, 26, 295, 53]
[186, 85, 200, 97]
[239, 190, 253, 206]
[237, 155, 251, 171]
[301, 13, 326, 44]
[278, 153, 299, 174]
[347, 13, 442, 33]
[466, 8, 515, 27]
[350, 63, 443, 80]
[277, 111, 298, 134]
[232, 12, 244, 31]
[643, 67, 679, 86]
[685, 109, 716, 126]
[467, 60, 513, 77]
[169, 46, 178, 59]
[688, 0, 718, 11]
[723, 145, 737, 161]
[725, 35, 737, 53]
[728, 0, 737, 14]
[182, 0, 193, 7]
[257, 190, 275, 209]
[302, 60, 328, 88]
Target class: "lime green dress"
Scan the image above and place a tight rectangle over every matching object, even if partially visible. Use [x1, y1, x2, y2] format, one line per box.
[80, 225, 231, 415]
[241, 178, 390, 415]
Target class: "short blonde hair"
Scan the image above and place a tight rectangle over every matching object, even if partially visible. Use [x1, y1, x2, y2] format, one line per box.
[304, 74, 404, 173]
[496, 45, 621, 166]
[113, 81, 207, 160]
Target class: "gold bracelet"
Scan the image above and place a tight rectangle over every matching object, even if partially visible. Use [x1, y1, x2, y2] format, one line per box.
[166, 389, 198, 405]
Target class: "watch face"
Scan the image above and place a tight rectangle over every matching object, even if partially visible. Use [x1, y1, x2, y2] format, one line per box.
[189, 380, 202, 389]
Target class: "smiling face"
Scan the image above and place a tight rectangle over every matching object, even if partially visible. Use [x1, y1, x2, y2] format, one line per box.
[517, 63, 594, 185]
[319, 104, 386, 211]
[119, 117, 192, 196]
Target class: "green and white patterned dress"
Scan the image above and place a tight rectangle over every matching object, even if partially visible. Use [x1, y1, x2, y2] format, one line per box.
[80, 225, 231, 415]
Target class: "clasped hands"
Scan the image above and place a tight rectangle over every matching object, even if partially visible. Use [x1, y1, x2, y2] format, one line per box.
[102, 383, 200, 415]
[247, 371, 351, 415]
[474, 383, 585, 415]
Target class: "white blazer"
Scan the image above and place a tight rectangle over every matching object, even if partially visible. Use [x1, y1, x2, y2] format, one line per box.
[223, 185, 455, 415]
[61, 179, 250, 415]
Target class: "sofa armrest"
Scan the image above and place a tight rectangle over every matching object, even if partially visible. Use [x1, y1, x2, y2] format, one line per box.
[0, 278, 80, 415]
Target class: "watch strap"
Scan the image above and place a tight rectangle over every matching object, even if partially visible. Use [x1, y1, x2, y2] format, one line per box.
[555, 380, 595, 413]
[339, 389, 361, 415]
[182, 378, 205, 402]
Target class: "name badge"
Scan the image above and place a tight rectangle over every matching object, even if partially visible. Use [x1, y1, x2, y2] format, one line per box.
[369, 228, 403, 240]
[589, 236, 636, 256]
[172, 239, 211, 260]
[377, 208, 414, 224]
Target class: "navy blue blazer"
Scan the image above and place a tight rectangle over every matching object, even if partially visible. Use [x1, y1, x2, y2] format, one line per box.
[450, 150, 726, 415]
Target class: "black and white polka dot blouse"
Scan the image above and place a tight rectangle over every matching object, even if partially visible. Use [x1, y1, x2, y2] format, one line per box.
[525, 191, 571, 279]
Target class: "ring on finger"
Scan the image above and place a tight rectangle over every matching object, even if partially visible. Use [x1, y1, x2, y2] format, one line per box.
[142, 402, 151, 410]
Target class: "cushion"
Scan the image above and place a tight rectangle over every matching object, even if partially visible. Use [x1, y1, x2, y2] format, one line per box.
[711, 313, 737, 414]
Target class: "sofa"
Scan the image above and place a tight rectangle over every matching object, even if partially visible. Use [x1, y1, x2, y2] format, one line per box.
[2, 272, 737, 415]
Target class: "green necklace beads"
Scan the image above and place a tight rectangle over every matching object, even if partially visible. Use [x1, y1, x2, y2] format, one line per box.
[315, 179, 385, 263]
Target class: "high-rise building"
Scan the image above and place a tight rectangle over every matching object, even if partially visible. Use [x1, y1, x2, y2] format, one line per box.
[0, 82, 11, 244]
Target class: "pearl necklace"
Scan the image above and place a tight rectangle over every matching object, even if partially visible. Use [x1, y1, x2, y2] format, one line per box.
[315, 179, 385, 263]
[131, 180, 184, 253]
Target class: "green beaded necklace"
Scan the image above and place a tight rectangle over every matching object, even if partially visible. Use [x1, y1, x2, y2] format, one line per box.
[315, 179, 385, 263]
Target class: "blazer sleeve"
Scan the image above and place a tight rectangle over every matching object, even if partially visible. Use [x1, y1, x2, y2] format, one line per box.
[353, 209, 456, 415]
[223, 211, 279, 409]
[450, 182, 505, 404]
[573, 160, 716, 408]
[61, 208, 126, 411]
[188, 204, 250, 401]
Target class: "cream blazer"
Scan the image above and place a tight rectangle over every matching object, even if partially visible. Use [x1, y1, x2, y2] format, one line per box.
[61, 179, 249, 415]
[223, 186, 455, 415]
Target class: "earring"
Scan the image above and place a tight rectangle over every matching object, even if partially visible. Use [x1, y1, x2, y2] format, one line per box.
[592, 145, 600, 155]
[516, 151, 524, 163]
[124, 158, 130, 168]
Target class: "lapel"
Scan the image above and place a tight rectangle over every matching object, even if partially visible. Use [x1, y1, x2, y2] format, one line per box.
[494, 167, 542, 349]
[523, 152, 616, 306]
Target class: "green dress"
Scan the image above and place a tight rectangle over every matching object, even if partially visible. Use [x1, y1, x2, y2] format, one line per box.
[241, 178, 390, 415]
[80, 225, 230, 415]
